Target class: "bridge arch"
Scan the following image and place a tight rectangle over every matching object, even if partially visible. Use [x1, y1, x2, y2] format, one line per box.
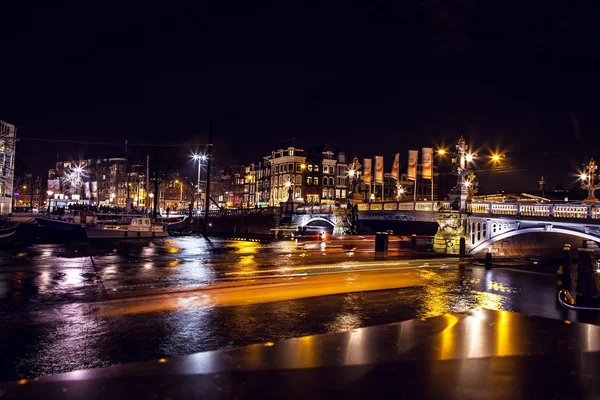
[299, 216, 335, 228]
[469, 227, 600, 255]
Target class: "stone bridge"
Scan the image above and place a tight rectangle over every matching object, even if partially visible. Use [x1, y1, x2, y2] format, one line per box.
[292, 201, 600, 255]
[292, 201, 447, 229]
[463, 202, 600, 255]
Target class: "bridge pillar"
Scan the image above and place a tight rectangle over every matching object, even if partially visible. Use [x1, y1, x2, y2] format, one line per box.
[433, 212, 467, 255]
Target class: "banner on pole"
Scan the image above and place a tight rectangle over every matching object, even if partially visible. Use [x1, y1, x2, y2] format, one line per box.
[391, 153, 399, 180]
[408, 150, 418, 181]
[363, 158, 372, 184]
[422, 147, 433, 180]
[374, 156, 384, 184]
[91, 181, 98, 197]
[47, 179, 60, 191]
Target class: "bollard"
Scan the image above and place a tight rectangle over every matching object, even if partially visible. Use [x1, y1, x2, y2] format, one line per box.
[575, 248, 600, 306]
[459, 237, 466, 256]
[411, 234, 417, 250]
[375, 232, 389, 259]
[561, 246, 572, 290]
[485, 250, 493, 270]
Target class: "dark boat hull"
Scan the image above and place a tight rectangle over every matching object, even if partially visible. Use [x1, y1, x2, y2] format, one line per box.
[0, 222, 19, 242]
[166, 216, 188, 232]
[35, 217, 84, 232]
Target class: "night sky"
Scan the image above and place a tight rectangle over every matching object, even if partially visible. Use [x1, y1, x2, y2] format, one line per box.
[1, 1, 599, 192]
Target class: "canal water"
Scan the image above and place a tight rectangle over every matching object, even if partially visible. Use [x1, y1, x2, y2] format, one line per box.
[0, 237, 596, 381]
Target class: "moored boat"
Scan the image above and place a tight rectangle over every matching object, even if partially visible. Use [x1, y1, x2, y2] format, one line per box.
[165, 215, 188, 232]
[85, 217, 168, 239]
[35, 216, 86, 232]
[0, 220, 19, 242]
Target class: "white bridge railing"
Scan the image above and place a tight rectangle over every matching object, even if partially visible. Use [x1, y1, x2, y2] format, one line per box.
[467, 202, 600, 220]
[296, 201, 452, 214]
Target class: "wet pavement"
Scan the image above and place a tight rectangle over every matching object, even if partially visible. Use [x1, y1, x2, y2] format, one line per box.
[0, 236, 597, 382]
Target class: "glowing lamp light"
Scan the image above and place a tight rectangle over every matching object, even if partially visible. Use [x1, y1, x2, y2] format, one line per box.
[285, 181, 292, 188]
[580, 173, 588, 181]
[149, 193, 154, 198]
[348, 169, 355, 178]
[300, 164, 306, 170]
[437, 149, 446, 155]
[465, 154, 474, 163]
[463, 181, 471, 187]
[491, 154, 501, 162]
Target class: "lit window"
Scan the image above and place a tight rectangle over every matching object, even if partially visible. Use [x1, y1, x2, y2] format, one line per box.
[323, 166, 328, 174]
[314, 178, 319, 186]
[307, 177, 313, 185]
[307, 165, 313, 172]
[314, 165, 319, 172]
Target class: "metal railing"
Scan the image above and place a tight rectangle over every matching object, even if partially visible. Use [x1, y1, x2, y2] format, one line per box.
[467, 202, 600, 220]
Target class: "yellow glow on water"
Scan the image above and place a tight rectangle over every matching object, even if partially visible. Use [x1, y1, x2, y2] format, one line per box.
[168, 260, 180, 267]
[158, 358, 168, 363]
[227, 240, 261, 256]
[235, 255, 257, 273]
[16, 252, 27, 258]
[100, 270, 424, 316]
[495, 310, 514, 356]
[439, 314, 461, 360]
[472, 290, 505, 310]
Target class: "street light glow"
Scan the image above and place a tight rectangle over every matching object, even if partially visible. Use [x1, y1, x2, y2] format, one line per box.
[580, 173, 588, 181]
[491, 154, 501, 162]
[463, 181, 471, 187]
[465, 153, 474, 163]
[437, 149, 446, 155]
[300, 164, 306, 170]
[348, 169, 355, 178]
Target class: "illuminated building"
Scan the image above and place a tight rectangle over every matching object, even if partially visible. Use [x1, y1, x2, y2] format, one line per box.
[267, 147, 306, 205]
[0, 120, 16, 213]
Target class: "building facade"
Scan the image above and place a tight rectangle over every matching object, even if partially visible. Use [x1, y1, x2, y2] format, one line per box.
[268, 147, 306, 205]
[0, 121, 16, 214]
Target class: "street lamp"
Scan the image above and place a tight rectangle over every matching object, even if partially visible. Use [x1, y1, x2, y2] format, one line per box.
[580, 159, 600, 204]
[397, 184, 405, 200]
[192, 153, 207, 210]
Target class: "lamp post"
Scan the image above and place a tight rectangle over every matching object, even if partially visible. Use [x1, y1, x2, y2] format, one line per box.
[47, 190, 53, 213]
[192, 153, 207, 211]
[148, 192, 155, 214]
[347, 157, 362, 205]
[580, 159, 600, 204]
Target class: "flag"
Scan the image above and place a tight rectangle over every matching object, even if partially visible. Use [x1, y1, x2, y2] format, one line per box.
[363, 158, 372, 184]
[47, 179, 60, 191]
[91, 181, 98, 197]
[422, 147, 433, 180]
[375, 156, 384, 184]
[408, 150, 418, 181]
[391, 153, 400, 180]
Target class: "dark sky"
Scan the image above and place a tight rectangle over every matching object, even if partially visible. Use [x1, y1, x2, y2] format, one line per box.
[1, 1, 599, 191]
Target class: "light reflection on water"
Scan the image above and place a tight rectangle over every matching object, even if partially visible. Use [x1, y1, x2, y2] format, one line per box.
[0, 237, 598, 381]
